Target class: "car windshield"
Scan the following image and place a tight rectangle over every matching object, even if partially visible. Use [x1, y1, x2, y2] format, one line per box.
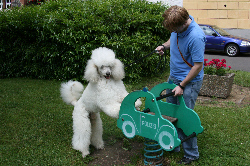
[212, 25, 230, 36]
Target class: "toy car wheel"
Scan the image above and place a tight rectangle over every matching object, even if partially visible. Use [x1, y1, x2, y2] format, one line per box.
[158, 131, 174, 150]
[122, 121, 136, 138]
[225, 44, 239, 57]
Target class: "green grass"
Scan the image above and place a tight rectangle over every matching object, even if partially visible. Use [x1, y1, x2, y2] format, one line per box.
[229, 70, 250, 87]
[195, 106, 249, 165]
[0, 70, 249, 165]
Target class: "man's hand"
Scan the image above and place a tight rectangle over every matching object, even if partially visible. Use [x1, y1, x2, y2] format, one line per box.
[156, 45, 165, 55]
[156, 40, 170, 55]
[172, 86, 183, 97]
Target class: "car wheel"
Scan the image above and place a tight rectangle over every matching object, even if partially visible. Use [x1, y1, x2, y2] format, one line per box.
[158, 131, 174, 150]
[122, 121, 135, 138]
[225, 44, 239, 57]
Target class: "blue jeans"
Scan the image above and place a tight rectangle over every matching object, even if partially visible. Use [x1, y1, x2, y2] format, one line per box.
[166, 75, 203, 160]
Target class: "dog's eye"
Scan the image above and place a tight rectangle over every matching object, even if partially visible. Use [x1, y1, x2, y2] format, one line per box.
[101, 65, 104, 69]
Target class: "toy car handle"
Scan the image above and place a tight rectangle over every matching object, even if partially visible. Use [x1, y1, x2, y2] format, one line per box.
[181, 132, 196, 143]
[156, 92, 175, 101]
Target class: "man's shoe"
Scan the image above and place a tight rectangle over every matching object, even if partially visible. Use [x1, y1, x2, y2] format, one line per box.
[177, 157, 194, 165]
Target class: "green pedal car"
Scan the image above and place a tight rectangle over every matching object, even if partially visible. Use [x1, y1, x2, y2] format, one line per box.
[117, 82, 204, 151]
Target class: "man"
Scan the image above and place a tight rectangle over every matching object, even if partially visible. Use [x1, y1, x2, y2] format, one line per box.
[155, 5, 206, 165]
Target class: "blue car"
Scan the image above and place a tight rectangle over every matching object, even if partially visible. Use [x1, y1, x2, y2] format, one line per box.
[199, 24, 250, 56]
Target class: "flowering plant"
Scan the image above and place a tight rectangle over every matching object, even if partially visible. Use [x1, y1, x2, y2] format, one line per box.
[27, 0, 43, 5]
[204, 59, 231, 76]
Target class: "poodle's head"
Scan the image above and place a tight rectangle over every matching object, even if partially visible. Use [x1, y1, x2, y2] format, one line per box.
[84, 47, 125, 83]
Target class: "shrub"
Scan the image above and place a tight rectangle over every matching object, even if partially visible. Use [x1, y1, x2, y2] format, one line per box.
[0, 0, 170, 83]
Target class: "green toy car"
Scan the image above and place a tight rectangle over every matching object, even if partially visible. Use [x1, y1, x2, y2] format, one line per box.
[117, 82, 204, 151]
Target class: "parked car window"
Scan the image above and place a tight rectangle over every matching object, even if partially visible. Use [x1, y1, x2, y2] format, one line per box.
[211, 25, 230, 36]
[200, 25, 214, 36]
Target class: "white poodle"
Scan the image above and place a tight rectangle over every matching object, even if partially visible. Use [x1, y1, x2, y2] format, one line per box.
[60, 47, 141, 158]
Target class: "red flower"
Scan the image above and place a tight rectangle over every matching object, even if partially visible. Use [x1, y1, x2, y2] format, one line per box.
[204, 59, 209, 66]
[204, 58, 231, 76]
[210, 61, 215, 65]
[212, 59, 220, 63]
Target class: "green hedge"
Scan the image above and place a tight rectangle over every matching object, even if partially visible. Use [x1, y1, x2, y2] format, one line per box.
[0, 0, 170, 83]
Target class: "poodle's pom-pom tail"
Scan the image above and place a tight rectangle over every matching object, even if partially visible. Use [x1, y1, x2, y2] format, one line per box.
[60, 80, 84, 106]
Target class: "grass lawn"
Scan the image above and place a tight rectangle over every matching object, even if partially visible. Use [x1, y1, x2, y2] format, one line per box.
[0, 70, 249, 165]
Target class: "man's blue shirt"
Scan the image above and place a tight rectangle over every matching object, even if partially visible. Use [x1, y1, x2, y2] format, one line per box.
[169, 15, 206, 82]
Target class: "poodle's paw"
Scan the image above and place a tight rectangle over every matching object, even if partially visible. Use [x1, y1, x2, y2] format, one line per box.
[95, 143, 104, 150]
[113, 113, 119, 119]
[135, 99, 142, 110]
[104, 108, 120, 119]
[81, 150, 90, 158]
[92, 140, 104, 149]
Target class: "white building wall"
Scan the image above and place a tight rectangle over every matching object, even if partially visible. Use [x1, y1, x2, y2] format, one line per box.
[146, 0, 183, 7]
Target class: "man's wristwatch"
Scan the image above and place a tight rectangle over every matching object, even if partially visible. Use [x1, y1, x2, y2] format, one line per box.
[177, 83, 185, 90]
[161, 45, 166, 51]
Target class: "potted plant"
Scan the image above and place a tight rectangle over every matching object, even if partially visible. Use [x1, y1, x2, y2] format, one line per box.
[199, 59, 235, 98]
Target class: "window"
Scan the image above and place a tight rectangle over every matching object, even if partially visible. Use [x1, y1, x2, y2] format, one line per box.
[0, 0, 3, 10]
[211, 25, 230, 36]
[199, 25, 215, 36]
[6, 0, 11, 9]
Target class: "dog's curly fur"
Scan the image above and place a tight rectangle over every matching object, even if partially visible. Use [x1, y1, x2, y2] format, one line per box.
[60, 47, 141, 158]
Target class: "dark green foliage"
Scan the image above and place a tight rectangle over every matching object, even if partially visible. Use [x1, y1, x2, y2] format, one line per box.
[0, 0, 170, 83]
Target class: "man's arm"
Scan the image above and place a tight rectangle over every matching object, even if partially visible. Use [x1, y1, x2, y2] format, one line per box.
[173, 62, 203, 96]
[156, 39, 170, 55]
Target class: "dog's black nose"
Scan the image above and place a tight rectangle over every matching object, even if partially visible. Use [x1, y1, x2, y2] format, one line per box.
[106, 72, 110, 76]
